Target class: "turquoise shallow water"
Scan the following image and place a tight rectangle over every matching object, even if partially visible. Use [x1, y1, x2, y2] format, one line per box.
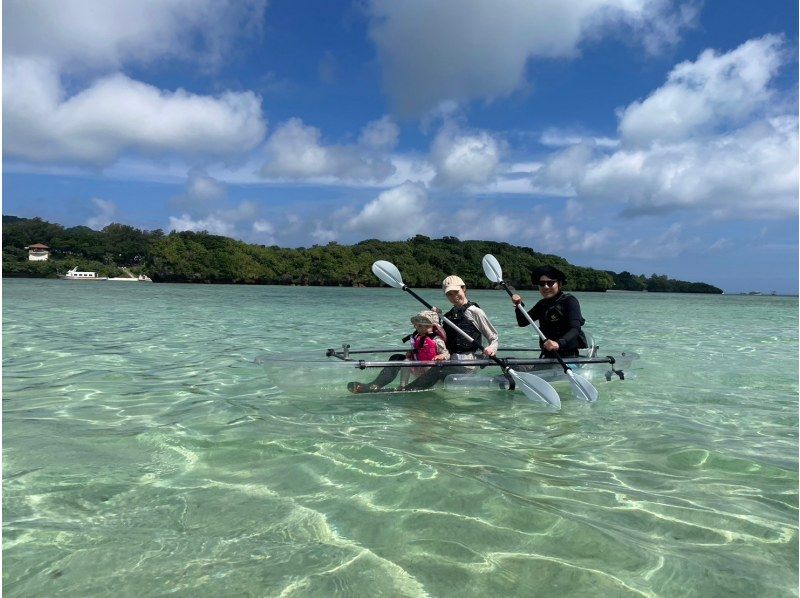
[3, 279, 798, 597]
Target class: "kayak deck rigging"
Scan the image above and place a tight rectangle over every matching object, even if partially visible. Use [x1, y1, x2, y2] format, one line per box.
[324, 345, 633, 381]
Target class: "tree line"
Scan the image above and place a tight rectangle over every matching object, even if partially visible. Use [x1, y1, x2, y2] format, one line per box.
[2, 216, 723, 293]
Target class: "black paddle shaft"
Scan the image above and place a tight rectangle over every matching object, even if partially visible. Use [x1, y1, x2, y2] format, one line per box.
[497, 280, 572, 375]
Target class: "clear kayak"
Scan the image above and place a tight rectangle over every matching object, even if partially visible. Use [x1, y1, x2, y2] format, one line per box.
[255, 344, 639, 395]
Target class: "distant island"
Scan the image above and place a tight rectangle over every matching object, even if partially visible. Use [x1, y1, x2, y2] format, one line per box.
[2, 215, 723, 293]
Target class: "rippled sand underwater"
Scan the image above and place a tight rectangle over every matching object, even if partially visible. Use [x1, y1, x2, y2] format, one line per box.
[3, 280, 797, 596]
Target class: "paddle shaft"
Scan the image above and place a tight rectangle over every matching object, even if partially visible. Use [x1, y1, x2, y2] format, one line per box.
[498, 282, 573, 375]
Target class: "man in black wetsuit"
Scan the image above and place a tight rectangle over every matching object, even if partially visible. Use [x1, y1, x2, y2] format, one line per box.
[510, 266, 586, 357]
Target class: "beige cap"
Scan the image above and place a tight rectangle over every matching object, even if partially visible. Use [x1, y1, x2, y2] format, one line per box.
[410, 310, 439, 326]
[442, 275, 465, 293]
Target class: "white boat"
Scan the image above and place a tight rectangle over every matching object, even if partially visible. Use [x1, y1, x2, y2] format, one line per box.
[58, 267, 108, 281]
[108, 274, 153, 282]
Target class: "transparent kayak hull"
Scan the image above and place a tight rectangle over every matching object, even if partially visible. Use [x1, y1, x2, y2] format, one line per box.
[444, 352, 638, 392]
[255, 346, 639, 395]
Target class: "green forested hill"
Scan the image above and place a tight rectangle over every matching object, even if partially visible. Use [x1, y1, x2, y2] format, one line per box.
[2, 216, 723, 293]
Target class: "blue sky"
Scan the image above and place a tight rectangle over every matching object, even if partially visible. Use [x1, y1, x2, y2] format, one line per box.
[3, 0, 798, 294]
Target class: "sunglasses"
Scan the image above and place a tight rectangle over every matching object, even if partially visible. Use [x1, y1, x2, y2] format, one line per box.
[537, 280, 559, 288]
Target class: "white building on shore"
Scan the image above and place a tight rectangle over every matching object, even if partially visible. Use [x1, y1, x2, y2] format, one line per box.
[26, 243, 50, 261]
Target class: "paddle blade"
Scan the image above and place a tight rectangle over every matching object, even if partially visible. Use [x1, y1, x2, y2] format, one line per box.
[509, 369, 561, 409]
[372, 260, 404, 288]
[566, 369, 599, 403]
[481, 254, 504, 284]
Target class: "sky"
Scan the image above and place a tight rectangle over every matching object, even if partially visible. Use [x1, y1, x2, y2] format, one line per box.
[2, 0, 798, 294]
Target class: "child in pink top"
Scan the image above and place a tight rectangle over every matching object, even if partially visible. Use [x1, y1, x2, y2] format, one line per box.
[347, 310, 449, 393]
[399, 310, 449, 389]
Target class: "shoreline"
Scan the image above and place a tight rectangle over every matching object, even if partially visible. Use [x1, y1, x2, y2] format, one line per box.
[4, 276, 795, 296]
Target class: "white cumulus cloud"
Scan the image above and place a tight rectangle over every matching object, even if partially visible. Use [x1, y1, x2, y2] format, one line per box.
[252, 220, 277, 245]
[450, 208, 526, 241]
[4, 58, 267, 166]
[368, 0, 696, 115]
[4, 0, 266, 73]
[169, 200, 261, 238]
[345, 181, 429, 239]
[184, 172, 227, 203]
[168, 172, 263, 241]
[431, 125, 502, 187]
[169, 214, 236, 237]
[623, 223, 697, 259]
[539, 128, 619, 148]
[3, 1, 268, 168]
[359, 116, 400, 151]
[170, 170, 229, 215]
[534, 36, 797, 220]
[261, 118, 396, 182]
[86, 198, 117, 230]
[253, 220, 274, 234]
[619, 34, 786, 145]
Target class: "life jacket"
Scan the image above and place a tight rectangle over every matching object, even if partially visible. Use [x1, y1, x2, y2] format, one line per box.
[411, 333, 439, 361]
[540, 293, 587, 350]
[443, 302, 482, 353]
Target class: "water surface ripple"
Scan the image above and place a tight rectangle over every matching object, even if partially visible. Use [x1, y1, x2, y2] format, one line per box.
[3, 280, 797, 596]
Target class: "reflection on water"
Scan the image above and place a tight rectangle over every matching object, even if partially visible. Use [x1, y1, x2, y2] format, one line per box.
[3, 280, 798, 596]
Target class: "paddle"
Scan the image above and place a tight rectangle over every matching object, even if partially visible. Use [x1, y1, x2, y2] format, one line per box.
[481, 254, 599, 403]
[371, 260, 561, 408]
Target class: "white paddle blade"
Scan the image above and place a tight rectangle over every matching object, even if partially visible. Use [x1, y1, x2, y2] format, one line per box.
[371, 260, 404, 288]
[481, 254, 504, 283]
[510, 370, 561, 409]
[566, 369, 599, 403]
